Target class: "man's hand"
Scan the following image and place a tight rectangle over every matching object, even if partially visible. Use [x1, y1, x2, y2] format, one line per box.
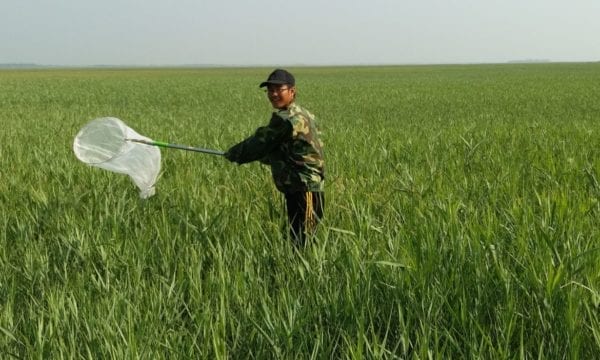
[224, 145, 241, 163]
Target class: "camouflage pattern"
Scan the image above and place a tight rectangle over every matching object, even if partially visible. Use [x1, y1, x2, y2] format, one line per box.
[225, 102, 325, 193]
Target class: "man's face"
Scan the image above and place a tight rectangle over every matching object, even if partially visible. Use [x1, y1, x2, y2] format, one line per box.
[266, 84, 295, 109]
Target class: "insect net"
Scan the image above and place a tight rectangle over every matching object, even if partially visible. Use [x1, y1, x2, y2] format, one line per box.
[73, 117, 161, 198]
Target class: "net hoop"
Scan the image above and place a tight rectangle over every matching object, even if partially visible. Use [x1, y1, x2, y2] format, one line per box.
[73, 117, 130, 165]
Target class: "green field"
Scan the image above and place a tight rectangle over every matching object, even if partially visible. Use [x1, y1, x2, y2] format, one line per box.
[1, 64, 600, 358]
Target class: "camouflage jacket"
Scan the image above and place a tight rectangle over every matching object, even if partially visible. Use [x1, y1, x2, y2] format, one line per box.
[225, 102, 325, 193]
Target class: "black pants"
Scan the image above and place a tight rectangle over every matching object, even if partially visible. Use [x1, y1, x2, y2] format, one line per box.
[284, 191, 324, 246]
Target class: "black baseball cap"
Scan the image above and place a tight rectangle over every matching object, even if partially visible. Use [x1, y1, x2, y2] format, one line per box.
[259, 69, 295, 88]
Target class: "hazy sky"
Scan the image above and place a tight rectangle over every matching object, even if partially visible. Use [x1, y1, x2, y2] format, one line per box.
[1, 0, 599, 66]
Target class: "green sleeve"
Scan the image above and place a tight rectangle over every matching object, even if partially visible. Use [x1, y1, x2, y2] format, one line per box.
[225, 114, 292, 164]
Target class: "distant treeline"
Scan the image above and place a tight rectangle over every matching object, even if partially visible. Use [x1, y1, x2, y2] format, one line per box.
[0, 63, 42, 68]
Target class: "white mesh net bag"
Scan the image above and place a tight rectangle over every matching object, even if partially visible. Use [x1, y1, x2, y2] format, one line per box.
[73, 117, 161, 198]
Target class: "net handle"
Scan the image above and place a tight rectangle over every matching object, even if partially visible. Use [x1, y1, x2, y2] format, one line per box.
[126, 138, 225, 156]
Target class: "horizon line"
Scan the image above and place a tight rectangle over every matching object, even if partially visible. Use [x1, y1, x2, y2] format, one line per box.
[1, 59, 599, 69]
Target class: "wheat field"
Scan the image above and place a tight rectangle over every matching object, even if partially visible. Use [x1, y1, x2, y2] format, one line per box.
[1, 64, 599, 358]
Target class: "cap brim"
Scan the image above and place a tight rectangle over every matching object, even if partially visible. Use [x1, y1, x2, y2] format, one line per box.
[259, 80, 288, 88]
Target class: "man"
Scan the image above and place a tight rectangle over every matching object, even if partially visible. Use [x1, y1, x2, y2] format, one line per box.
[224, 69, 325, 246]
